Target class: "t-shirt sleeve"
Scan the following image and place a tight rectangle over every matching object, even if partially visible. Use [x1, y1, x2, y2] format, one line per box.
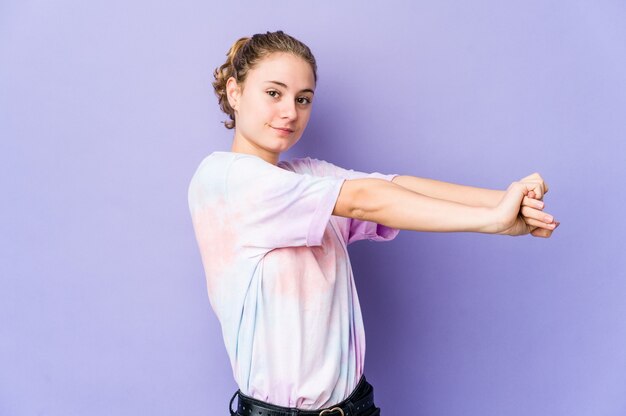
[304, 158, 401, 245]
[226, 155, 345, 251]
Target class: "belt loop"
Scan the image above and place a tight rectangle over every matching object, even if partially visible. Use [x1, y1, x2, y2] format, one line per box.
[346, 401, 356, 416]
[229, 390, 239, 416]
[290, 410, 300, 416]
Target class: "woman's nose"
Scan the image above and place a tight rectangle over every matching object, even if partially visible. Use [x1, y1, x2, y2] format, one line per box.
[280, 99, 297, 119]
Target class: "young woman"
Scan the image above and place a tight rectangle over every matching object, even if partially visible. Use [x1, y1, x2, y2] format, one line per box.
[188, 30, 559, 416]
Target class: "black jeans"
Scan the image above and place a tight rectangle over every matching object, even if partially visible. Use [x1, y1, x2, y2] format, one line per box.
[230, 375, 381, 415]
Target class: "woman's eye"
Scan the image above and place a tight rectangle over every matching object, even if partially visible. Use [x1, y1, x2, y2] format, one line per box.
[267, 90, 279, 98]
[297, 97, 312, 105]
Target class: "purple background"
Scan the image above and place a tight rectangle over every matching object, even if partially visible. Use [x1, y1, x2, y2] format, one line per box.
[2, 1, 625, 415]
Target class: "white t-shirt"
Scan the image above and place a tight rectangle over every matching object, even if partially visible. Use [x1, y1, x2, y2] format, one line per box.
[187, 151, 400, 409]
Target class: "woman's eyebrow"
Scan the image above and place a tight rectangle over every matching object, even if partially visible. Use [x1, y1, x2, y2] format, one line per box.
[264, 80, 314, 94]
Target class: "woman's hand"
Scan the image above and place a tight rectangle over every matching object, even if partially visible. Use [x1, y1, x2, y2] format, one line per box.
[517, 173, 560, 238]
[493, 175, 560, 237]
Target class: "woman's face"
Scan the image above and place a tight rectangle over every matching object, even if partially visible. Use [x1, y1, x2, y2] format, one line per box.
[227, 52, 315, 163]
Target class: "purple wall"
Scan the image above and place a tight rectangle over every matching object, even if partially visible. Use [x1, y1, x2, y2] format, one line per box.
[2, 1, 625, 415]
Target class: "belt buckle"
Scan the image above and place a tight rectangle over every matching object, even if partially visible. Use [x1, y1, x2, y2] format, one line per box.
[319, 407, 344, 416]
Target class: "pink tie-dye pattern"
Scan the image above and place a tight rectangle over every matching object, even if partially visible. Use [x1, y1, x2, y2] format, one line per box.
[187, 152, 399, 410]
[190, 199, 235, 293]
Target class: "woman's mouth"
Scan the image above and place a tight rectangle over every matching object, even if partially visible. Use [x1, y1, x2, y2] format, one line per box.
[271, 126, 294, 136]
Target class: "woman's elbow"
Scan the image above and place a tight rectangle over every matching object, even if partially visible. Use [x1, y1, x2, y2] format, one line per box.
[333, 178, 388, 221]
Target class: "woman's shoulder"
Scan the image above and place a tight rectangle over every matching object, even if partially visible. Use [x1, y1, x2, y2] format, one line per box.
[193, 151, 335, 179]
[187, 152, 242, 199]
[192, 151, 260, 176]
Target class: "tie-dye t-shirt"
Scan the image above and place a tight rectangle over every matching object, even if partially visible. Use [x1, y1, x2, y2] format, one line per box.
[187, 151, 400, 410]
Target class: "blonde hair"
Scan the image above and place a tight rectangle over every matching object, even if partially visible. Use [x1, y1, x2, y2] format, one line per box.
[212, 30, 318, 129]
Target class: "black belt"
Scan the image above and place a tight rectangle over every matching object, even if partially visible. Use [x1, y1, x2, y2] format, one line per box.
[229, 376, 376, 416]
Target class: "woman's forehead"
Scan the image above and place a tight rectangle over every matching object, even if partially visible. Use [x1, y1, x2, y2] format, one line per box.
[249, 53, 315, 89]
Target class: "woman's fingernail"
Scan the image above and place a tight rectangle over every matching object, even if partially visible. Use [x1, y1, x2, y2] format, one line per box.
[545, 215, 553, 222]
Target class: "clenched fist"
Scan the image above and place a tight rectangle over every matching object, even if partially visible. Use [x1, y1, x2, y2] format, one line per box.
[494, 173, 560, 237]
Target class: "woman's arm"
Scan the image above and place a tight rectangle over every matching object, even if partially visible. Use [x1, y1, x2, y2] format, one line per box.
[391, 175, 504, 207]
[333, 177, 557, 236]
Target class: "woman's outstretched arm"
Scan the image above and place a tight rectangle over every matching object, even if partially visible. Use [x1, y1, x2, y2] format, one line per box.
[333, 178, 558, 236]
[390, 175, 504, 207]
[390, 172, 550, 209]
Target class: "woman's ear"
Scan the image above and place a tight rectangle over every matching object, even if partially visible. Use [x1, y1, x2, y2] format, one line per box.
[226, 77, 241, 111]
